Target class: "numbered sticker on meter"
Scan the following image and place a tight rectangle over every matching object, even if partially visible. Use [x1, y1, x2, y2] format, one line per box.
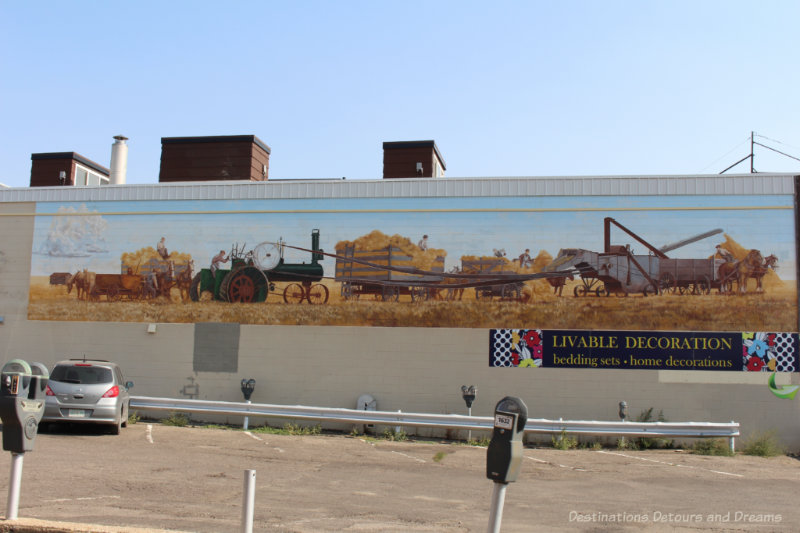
[494, 413, 514, 430]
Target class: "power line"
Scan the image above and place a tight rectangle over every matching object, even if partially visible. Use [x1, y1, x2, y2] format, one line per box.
[719, 132, 800, 174]
[699, 136, 751, 173]
[754, 133, 800, 152]
[753, 141, 800, 163]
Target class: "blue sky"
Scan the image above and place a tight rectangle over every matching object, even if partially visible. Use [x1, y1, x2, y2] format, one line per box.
[2, 1, 799, 187]
[30, 195, 795, 280]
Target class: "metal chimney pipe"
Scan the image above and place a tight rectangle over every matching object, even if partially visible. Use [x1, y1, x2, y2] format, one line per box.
[110, 135, 128, 184]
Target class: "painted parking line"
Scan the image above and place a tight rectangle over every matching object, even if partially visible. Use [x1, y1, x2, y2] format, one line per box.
[525, 454, 589, 471]
[243, 430, 284, 452]
[43, 495, 121, 503]
[391, 450, 426, 463]
[596, 450, 743, 478]
[244, 431, 264, 442]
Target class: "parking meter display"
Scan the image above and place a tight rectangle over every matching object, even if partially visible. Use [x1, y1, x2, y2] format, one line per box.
[494, 414, 514, 430]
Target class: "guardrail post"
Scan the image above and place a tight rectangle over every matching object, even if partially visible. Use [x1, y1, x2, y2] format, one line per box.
[241, 469, 255, 533]
[729, 421, 735, 453]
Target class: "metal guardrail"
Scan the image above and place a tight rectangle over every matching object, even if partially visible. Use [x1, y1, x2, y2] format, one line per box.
[130, 396, 740, 450]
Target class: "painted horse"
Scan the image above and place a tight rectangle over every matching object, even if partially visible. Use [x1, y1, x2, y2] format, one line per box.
[734, 249, 766, 294]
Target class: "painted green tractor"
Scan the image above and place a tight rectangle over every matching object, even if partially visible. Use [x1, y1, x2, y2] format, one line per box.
[189, 229, 328, 303]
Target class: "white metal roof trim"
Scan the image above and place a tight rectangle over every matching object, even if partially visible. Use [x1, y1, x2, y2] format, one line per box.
[0, 174, 795, 203]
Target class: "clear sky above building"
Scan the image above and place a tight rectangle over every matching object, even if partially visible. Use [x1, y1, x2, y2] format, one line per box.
[1, 1, 799, 187]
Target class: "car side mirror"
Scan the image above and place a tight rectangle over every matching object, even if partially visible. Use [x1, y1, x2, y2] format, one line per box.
[125, 381, 134, 389]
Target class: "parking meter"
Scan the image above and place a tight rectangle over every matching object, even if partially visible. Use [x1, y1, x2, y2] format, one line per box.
[486, 396, 528, 484]
[241, 379, 256, 401]
[0, 359, 49, 453]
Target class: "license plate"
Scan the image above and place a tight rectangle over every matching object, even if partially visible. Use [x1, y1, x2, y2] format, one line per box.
[68, 409, 86, 418]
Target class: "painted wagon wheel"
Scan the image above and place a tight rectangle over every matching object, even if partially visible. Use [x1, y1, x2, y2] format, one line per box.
[221, 266, 267, 303]
[475, 287, 493, 301]
[501, 284, 521, 301]
[106, 286, 120, 302]
[642, 283, 658, 297]
[693, 275, 711, 295]
[410, 286, 429, 302]
[573, 285, 589, 297]
[381, 285, 400, 302]
[307, 283, 329, 305]
[283, 283, 307, 304]
[658, 272, 677, 295]
[595, 285, 610, 297]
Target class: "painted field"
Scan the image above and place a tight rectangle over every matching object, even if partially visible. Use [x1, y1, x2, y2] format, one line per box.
[28, 277, 798, 331]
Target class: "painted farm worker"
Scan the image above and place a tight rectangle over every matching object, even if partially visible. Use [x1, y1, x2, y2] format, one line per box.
[418, 235, 429, 251]
[518, 249, 532, 268]
[716, 245, 735, 263]
[145, 271, 158, 298]
[157, 237, 169, 260]
[211, 250, 229, 275]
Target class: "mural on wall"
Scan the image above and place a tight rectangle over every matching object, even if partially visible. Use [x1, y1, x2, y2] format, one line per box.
[489, 329, 799, 372]
[26, 193, 798, 331]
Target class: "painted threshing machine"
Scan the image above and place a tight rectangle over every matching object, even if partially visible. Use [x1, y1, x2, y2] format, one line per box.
[189, 229, 329, 303]
[543, 217, 726, 297]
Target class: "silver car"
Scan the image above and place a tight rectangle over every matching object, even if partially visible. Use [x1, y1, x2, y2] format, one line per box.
[43, 359, 134, 434]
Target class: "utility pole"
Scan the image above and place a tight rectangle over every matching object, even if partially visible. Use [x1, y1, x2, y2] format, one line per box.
[750, 131, 755, 173]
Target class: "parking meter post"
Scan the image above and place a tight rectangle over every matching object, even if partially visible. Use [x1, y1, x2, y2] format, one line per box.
[485, 396, 528, 533]
[241, 379, 256, 430]
[461, 385, 477, 442]
[6, 453, 23, 520]
[241, 469, 256, 533]
[486, 482, 507, 533]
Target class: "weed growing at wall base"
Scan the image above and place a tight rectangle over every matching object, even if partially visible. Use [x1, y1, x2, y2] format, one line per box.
[552, 430, 578, 450]
[692, 438, 734, 456]
[741, 430, 785, 457]
[161, 412, 189, 427]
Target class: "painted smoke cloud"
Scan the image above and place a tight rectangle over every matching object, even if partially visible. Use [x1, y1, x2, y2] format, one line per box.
[37, 204, 108, 257]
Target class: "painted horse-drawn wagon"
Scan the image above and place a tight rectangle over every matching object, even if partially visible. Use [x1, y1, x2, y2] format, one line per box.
[91, 273, 146, 301]
[460, 258, 526, 302]
[335, 245, 445, 301]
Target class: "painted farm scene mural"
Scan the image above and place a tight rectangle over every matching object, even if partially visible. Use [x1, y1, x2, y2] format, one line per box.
[26, 194, 797, 331]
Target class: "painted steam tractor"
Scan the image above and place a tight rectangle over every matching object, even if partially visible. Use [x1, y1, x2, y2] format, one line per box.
[189, 229, 328, 304]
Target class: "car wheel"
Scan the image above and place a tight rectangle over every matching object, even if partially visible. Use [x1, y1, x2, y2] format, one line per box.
[121, 403, 129, 428]
[111, 408, 123, 435]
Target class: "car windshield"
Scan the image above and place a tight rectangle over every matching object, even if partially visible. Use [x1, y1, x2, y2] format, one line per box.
[51, 365, 113, 385]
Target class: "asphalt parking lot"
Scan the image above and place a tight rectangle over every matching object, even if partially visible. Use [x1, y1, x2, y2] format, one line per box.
[0, 422, 798, 532]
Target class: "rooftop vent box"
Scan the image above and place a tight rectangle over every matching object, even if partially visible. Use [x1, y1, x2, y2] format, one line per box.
[382, 140, 446, 179]
[30, 152, 109, 187]
[159, 135, 271, 183]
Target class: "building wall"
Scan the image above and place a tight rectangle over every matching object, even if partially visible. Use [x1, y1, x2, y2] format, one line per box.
[2, 176, 799, 449]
